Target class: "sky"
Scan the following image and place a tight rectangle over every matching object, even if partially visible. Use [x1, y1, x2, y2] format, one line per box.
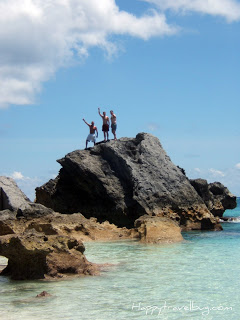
[0, 0, 239, 200]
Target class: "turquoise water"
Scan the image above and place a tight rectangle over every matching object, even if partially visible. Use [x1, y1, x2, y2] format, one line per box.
[0, 199, 240, 320]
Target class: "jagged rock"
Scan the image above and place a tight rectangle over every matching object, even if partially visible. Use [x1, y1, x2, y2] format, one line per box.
[36, 133, 219, 230]
[0, 229, 98, 280]
[0, 212, 138, 241]
[134, 215, 183, 243]
[0, 176, 54, 218]
[0, 176, 30, 212]
[190, 179, 237, 217]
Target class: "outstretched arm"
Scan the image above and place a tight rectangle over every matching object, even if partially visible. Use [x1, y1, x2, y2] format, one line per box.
[83, 118, 90, 127]
[98, 107, 103, 118]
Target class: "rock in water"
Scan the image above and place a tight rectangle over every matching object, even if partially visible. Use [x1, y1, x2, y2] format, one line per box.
[36, 133, 219, 230]
[190, 179, 237, 217]
[0, 230, 98, 280]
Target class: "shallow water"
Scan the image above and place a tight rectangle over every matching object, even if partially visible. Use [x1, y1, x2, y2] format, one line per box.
[0, 199, 239, 320]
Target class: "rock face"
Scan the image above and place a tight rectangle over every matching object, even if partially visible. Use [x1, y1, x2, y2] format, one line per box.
[0, 230, 98, 280]
[36, 133, 219, 230]
[0, 176, 53, 218]
[135, 215, 183, 243]
[0, 176, 30, 211]
[190, 179, 237, 217]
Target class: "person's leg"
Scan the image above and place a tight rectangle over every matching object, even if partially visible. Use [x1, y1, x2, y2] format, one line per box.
[104, 131, 107, 141]
[86, 140, 88, 148]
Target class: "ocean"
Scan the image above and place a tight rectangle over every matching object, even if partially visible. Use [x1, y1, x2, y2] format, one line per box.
[0, 199, 240, 320]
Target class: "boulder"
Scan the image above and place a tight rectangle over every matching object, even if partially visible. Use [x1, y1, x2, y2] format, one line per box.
[0, 230, 98, 280]
[0, 176, 30, 212]
[135, 215, 183, 243]
[190, 179, 237, 217]
[36, 133, 218, 230]
[0, 176, 54, 218]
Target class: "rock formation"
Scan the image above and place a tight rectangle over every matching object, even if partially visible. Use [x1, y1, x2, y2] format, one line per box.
[36, 133, 220, 230]
[0, 176, 53, 218]
[135, 215, 183, 243]
[190, 179, 236, 217]
[0, 230, 98, 280]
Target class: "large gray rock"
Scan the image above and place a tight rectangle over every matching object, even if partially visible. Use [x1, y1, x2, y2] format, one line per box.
[36, 133, 219, 230]
[190, 179, 237, 217]
[0, 177, 30, 212]
[0, 176, 53, 218]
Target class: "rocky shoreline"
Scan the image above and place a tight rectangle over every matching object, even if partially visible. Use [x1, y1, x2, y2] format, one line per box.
[0, 133, 237, 280]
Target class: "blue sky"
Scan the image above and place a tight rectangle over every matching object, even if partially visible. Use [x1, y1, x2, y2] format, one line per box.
[0, 0, 240, 199]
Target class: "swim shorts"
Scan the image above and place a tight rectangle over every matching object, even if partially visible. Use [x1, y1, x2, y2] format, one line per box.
[111, 123, 117, 131]
[86, 133, 96, 143]
[102, 124, 109, 132]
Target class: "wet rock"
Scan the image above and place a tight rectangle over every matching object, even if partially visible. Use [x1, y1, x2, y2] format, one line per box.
[36, 291, 52, 298]
[0, 230, 98, 280]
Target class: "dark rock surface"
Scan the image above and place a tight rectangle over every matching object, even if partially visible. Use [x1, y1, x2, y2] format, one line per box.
[36, 133, 219, 230]
[190, 179, 237, 217]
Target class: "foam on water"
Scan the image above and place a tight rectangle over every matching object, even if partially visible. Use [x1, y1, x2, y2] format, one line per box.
[0, 199, 240, 320]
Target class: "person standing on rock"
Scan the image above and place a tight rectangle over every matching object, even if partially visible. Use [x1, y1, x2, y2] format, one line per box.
[110, 110, 117, 140]
[83, 119, 98, 149]
[98, 107, 110, 141]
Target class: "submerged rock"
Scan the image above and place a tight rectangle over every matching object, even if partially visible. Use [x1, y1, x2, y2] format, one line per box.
[36, 133, 219, 230]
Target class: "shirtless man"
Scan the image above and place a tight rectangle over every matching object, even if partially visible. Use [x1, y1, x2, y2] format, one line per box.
[110, 110, 117, 140]
[98, 107, 110, 141]
[83, 118, 98, 148]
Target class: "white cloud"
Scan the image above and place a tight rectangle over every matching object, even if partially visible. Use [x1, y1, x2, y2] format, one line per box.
[147, 122, 160, 131]
[11, 171, 25, 180]
[209, 168, 225, 177]
[235, 163, 240, 169]
[0, 0, 179, 108]
[144, 0, 240, 22]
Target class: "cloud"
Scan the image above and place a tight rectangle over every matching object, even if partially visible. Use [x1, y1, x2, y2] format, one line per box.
[235, 163, 240, 169]
[144, 0, 240, 22]
[11, 171, 24, 180]
[209, 168, 225, 177]
[147, 122, 160, 131]
[0, 0, 179, 109]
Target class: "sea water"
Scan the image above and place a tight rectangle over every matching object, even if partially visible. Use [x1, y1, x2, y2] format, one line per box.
[0, 199, 240, 320]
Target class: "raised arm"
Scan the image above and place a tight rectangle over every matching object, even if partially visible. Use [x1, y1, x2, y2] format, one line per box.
[98, 107, 103, 118]
[82, 118, 90, 127]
